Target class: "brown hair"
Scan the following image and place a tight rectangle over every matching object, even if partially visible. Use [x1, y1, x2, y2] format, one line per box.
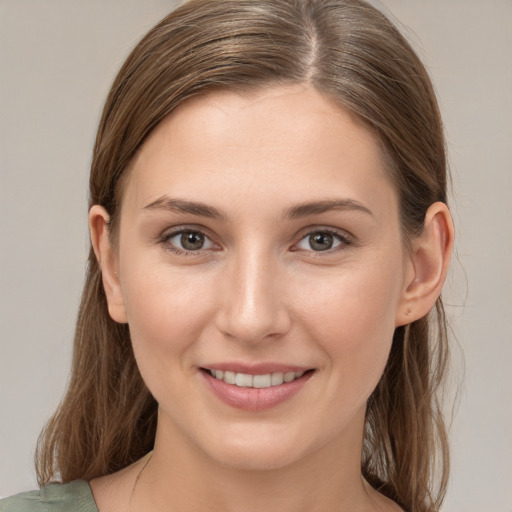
[36, 1, 450, 511]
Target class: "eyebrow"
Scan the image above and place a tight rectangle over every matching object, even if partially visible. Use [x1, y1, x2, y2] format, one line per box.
[142, 196, 227, 220]
[284, 199, 373, 219]
[142, 196, 373, 221]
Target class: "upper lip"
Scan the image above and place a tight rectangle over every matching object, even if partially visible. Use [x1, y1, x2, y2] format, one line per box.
[200, 362, 313, 375]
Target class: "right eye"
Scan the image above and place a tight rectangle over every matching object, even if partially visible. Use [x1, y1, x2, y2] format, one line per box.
[162, 229, 215, 254]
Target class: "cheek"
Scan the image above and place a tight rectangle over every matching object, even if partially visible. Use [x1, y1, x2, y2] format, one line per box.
[297, 259, 403, 392]
[118, 266, 220, 414]
[298, 256, 402, 336]
[118, 257, 217, 367]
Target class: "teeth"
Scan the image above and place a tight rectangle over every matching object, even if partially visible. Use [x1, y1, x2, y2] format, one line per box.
[271, 372, 284, 386]
[253, 374, 271, 388]
[284, 372, 296, 383]
[208, 369, 306, 388]
[235, 373, 253, 387]
[223, 371, 236, 384]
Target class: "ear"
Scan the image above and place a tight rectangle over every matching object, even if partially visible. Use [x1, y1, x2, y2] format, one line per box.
[396, 202, 454, 327]
[89, 205, 128, 323]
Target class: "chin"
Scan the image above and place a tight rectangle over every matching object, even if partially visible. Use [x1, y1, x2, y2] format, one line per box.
[210, 440, 308, 472]
[198, 419, 337, 473]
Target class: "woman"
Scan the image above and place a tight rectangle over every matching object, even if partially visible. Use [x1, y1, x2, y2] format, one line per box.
[0, 1, 454, 511]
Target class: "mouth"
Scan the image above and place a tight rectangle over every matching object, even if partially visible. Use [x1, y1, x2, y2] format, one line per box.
[202, 368, 311, 388]
[199, 366, 315, 411]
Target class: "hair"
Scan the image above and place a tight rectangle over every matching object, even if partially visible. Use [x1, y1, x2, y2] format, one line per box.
[36, 1, 451, 511]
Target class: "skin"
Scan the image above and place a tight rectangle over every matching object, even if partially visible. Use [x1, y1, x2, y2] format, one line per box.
[89, 84, 453, 512]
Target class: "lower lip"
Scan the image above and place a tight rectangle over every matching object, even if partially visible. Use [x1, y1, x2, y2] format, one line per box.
[201, 370, 313, 411]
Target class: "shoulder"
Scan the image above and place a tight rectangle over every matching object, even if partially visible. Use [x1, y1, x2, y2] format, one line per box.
[0, 481, 98, 512]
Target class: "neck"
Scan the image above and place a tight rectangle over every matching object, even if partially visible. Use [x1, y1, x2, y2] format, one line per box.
[134, 410, 380, 512]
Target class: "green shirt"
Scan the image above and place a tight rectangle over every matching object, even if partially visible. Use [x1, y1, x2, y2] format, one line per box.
[0, 481, 98, 512]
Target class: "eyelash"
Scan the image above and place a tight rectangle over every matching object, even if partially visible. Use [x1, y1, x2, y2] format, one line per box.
[158, 227, 354, 256]
[158, 228, 218, 256]
[293, 228, 353, 254]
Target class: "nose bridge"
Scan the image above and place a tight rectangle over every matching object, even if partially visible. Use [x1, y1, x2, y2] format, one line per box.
[216, 242, 290, 343]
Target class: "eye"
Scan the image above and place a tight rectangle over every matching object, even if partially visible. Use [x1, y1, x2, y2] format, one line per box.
[295, 230, 349, 252]
[163, 229, 215, 253]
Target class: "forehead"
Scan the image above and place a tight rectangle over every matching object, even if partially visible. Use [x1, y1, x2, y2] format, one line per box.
[122, 84, 395, 216]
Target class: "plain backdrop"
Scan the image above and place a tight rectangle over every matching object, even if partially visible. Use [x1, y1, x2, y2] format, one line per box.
[1, 1, 511, 511]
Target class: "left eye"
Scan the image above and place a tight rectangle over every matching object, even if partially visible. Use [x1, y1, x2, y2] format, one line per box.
[296, 231, 346, 252]
[166, 230, 214, 252]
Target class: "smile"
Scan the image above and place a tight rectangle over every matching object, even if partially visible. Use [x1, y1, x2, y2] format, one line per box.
[206, 369, 306, 388]
[201, 367, 314, 411]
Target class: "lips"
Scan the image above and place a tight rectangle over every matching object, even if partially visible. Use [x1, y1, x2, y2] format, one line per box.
[200, 365, 314, 411]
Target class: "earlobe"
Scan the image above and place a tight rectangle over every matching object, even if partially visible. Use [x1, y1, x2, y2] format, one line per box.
[396, 202, 454, 327]
[89, 205, 128, 324]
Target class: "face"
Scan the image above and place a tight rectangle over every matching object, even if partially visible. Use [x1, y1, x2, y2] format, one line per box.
[102, 85, 415, 471]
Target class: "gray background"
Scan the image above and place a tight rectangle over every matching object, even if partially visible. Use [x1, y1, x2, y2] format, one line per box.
[1, 1, 511, 511]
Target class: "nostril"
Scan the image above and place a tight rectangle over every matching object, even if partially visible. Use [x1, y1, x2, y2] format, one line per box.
[215, 310, 292, 344]
[213, 260, 293, 343]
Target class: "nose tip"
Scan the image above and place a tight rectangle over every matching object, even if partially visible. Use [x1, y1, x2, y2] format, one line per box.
[215, 258, 291, 344]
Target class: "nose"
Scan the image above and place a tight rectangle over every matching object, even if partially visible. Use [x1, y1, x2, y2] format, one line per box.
[215, 249, 292, 344]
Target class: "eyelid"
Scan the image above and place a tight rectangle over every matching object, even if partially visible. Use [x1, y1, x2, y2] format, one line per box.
[291, 227, 355, 253]
[158, 225, 220, 255]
